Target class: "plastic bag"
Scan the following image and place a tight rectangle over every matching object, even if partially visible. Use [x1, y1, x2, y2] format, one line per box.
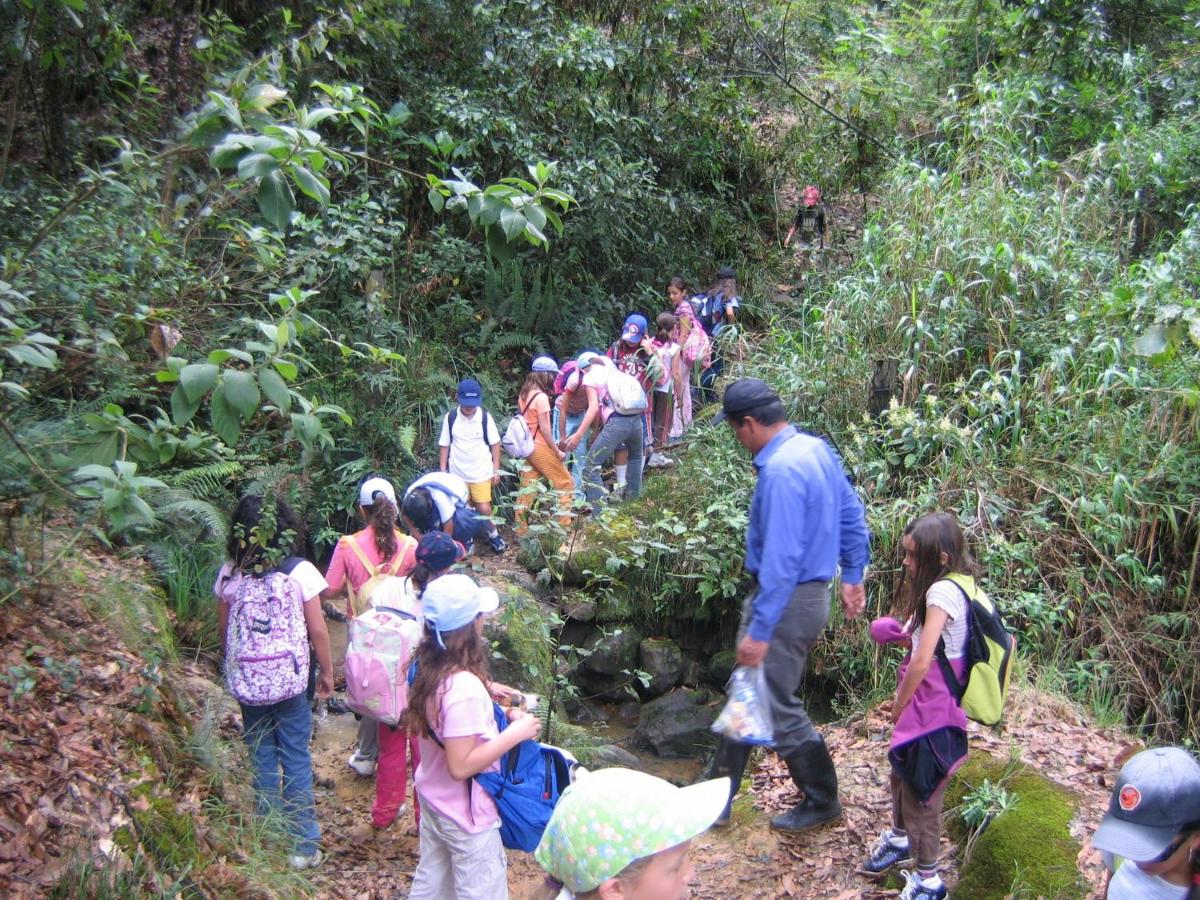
[711, 665, 774, 746]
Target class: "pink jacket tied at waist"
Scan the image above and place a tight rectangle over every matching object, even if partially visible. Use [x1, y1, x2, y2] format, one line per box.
[870, 616, 969, 751]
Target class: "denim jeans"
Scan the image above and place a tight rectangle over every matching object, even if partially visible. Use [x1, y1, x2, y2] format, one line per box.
[557, 410, 589, 498]
[583, 413, 644, 503]
[240, 692, 320, 855]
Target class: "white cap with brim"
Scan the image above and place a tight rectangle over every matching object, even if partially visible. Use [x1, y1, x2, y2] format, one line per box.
[1093, 746, 1200, 861]
[359, 476, 397, 507]
[534, 768, 729, 892]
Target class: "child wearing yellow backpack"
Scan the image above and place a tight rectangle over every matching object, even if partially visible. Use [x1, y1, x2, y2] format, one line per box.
[860, 512, 980, 900]
[324, 475, 417, 777]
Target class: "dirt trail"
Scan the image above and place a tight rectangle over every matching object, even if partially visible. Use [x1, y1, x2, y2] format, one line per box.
[302, 542, 1120, 898]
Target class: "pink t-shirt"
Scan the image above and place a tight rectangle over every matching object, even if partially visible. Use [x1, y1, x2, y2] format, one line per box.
[414, 670, 501, 833]
[323, 527, 416, 595]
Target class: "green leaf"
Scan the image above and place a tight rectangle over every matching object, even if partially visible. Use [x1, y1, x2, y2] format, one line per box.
[259, 367, 291, 413]
[499, 206, 526, 241]
[209, 348, 254, 365]
[237, 152, 280, 179]
[206, 91, 242, 128]
[290, 412, 322, 447]
[210, 389, 241, 446]
[1134, 323, 1168, 357]
[242, 83, 288, 112]
[289, 165, 330, 205]
[273, 358, 299, 380]
[180, 362, 219, 402]
[221, 369, 260, 419]
[257, 170, 295, 228]
[428, 187, 445, 212]
[170, 384, 201, 427]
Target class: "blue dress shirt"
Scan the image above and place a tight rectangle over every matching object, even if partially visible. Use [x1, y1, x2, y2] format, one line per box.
[744, 424, 870, 642]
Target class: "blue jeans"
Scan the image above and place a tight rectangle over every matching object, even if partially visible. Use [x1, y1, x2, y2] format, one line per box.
[240, 692, 320, 855]
[554, 409, 589, 498]
[584, 413, 644, 503]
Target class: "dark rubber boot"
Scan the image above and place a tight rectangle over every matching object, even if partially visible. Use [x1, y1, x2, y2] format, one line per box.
[704, 738, 751, 827]
[769, 739, 843, 833]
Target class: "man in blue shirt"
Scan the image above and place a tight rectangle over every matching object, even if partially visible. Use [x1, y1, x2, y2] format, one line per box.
[706, 378, 870, 832]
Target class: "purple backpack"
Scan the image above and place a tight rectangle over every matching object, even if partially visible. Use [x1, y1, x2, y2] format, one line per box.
[224, 565, 310, 706]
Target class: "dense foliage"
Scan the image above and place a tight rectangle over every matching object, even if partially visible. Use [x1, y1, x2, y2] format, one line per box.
[2, 0, 1198, 754]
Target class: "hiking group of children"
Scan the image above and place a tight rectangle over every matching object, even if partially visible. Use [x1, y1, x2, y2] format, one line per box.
[426, 270, 738, 537]
[213, 402, 1199, 897]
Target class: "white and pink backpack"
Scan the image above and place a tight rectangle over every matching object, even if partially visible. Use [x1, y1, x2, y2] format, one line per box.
[224, 567, 310, 706]
[345, 578, 422, 726]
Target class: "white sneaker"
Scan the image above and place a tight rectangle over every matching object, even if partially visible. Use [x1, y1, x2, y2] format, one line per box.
[347, 750, 376, 777]
[289, 848, 323, 870]
[646, 452, 673, 468]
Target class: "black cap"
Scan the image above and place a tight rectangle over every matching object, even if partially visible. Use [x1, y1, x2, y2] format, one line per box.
[717, 265, 736, 279]
[714, 378, 780, 422]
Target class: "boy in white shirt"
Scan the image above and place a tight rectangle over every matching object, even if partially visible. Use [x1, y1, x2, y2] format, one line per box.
[436, 379, 506, 553]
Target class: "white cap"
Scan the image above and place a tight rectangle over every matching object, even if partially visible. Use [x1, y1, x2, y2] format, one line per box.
[359, 476, 397, 507]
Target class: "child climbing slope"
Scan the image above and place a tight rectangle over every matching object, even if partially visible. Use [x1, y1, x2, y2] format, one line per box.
[860, 511, 977, 900]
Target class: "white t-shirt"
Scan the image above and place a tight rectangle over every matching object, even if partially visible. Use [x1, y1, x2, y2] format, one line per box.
[406, 472, 469, 526]
[212, 559, 327, 605]
[1107, 861, 1188, 900]
[438, 408, 497, 484]
[909, 579, 969, 659]
[654, 342, 679, 392]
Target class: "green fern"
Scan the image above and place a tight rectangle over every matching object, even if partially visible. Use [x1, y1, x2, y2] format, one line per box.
[491, 331, 539, 354]
[149, 487, 231, 542]
[167, 460, 244, 501]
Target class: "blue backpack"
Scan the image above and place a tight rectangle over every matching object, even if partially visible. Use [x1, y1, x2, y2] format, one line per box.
[432, 702, 578, 851]
[421, 480, 489, 547]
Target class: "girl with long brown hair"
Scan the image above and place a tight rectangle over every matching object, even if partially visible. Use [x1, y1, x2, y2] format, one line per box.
[861, 512, 982, 900]
[402, 574, 541, 899]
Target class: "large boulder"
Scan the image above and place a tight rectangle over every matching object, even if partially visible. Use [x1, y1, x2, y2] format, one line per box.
[705, 649, 737, 687]
[630, 689, 719, 758]
[570, 626, 644, 703]
[637, 637, 684, 698]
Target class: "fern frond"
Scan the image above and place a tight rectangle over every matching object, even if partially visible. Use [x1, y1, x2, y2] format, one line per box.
[397, 424, 416, 458]
[491, 331, 539, 354]
[167, 460, 244, 500]
[160, 497, 231, 543]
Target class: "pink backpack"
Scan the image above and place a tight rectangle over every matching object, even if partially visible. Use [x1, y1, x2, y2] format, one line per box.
[225, 568, 310, 706]
[345, 581, 422, 726]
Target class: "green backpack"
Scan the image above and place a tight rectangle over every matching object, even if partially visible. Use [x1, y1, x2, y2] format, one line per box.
[934, 573, 1017, 726]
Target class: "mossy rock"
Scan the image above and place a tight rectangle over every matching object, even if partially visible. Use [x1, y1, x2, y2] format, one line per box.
[485, 587, 556, 696]
[946, 753, 1086, 900]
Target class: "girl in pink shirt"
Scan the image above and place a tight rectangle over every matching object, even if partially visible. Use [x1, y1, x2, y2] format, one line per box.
[402, 574, 541, 899]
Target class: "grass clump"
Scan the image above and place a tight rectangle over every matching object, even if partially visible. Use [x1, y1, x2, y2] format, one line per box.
[946, 754, 1086, 900]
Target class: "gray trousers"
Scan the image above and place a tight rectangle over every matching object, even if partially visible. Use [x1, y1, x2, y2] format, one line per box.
[407, 806, 507, 899]
[357, 715, 378, 761]
[738, 581, 830, 758]
[583, 412, 644, 502]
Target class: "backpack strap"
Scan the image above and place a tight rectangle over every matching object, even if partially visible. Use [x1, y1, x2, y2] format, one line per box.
[342, 535, 380, 577]
[484, 410, 498, 446]
[934, 637, 965, 702]
[447, 408, 457, 440]
[932, 577, 974, 702]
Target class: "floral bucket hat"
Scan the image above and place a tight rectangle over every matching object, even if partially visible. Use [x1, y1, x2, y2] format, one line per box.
[534, 768, 729, 893]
